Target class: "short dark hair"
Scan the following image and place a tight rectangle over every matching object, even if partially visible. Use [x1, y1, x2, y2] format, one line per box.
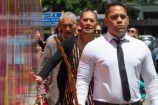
[105, 2, 127, 17]
[80, 8, 98, 20]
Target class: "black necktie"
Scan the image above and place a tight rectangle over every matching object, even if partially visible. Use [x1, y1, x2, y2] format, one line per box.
[114, 39, 131, 102]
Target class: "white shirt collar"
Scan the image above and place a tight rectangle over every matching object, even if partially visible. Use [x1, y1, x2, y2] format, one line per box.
[105, 32, 130, 42]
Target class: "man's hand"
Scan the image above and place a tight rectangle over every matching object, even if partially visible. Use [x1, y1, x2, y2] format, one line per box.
[29, 71, 43, 84]
[140, 98, 144, 103]
[34, 31, 41, 40]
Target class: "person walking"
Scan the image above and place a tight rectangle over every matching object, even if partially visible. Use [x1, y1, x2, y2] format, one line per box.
[36, 11, 77, 105]
[30, 9, 98, 105]
[76, 2, 158, 105]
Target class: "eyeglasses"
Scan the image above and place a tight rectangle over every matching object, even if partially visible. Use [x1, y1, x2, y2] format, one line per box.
[95, 30, 102, 34]
[128, 29, 136, 33]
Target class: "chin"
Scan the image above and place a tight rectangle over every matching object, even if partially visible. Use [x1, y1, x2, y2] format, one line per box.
[66, 33, 72, 36]
[118, 30, 126, 34]
[84, 30, 92, 34]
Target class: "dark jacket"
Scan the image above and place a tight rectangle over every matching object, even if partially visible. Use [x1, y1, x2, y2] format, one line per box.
[38, 36, 76, 103]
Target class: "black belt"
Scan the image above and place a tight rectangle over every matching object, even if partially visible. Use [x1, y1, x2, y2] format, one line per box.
[93, 100, 141, 105]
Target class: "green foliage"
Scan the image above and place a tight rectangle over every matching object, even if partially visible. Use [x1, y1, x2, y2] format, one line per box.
[42, 0, 103, 15]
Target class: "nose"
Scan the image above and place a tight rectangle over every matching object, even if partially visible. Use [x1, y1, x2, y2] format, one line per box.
[118, 16, 122, 21]
[65, 25, 71, 30]
[116, 16, 123, 24]
[85, 20, 92, 28]
[96, 30, 99, 34]
[87, 20, 92, 24]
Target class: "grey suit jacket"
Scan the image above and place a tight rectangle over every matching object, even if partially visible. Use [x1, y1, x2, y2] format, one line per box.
[37, 35, 61, 105]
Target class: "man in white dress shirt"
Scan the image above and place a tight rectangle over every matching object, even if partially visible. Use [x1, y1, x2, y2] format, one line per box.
[76, 2, 158, 105]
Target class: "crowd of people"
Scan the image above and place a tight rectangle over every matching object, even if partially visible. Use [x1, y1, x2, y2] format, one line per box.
[30, 2, 158, 105]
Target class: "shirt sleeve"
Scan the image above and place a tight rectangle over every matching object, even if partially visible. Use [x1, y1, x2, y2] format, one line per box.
[152, 48, 156, 66]
[141, 45, 158, 105]
[38, 36, 69, 79]
[38, 36, 75, 80]
[38, 48, 63, 79]
[76, 43, 94, 105]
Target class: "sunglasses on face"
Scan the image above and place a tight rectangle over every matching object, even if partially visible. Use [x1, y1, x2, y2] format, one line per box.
[128, 29, 136, 33]
[95, 30, 102, 34]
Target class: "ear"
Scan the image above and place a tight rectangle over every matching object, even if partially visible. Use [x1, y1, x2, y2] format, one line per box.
[95, 22, 98, 27]
[78, 20, 80, 25]
[127, 16, 129, 25]
[76, 22, 80, 27]
[104, 18, 107, 26]
[58, 22, 61, 27]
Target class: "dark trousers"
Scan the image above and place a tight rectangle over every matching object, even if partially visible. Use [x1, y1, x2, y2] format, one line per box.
[93, 100, 141, 105]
